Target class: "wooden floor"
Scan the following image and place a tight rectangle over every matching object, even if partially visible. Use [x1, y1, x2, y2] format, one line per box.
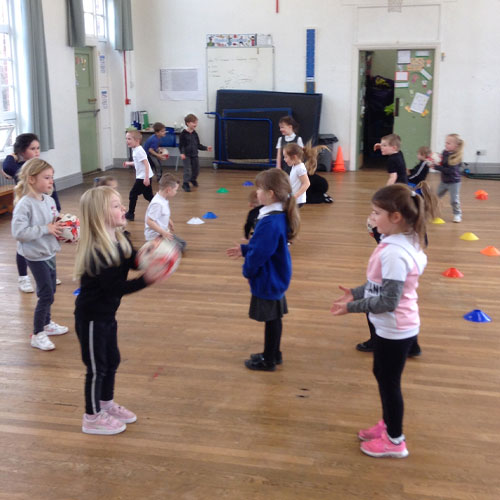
[1, 166, 499, 499]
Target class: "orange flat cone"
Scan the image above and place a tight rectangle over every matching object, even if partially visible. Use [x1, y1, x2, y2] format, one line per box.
[474, 190, 487, 196]
[332, 146, 346, 172]
[475, 193, 488, 200]
[480, 246, 500, 256]
[442, 267, 464, 278]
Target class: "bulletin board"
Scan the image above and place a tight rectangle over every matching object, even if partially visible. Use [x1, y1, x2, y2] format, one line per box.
[206, 47, 274, 111]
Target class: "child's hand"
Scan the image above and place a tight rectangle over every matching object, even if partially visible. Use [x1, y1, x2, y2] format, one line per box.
[48, 220, 63, 238]
[373, 143, 381, 151]
[330, 286, 353, 316]
[122, 161, 131, 168]
[207, 146, 213, 152]
[226, 244, 242, 258]
[162, 231, 174, 241]
[143, 178, 150, 187]
[181, 154, 186, 160]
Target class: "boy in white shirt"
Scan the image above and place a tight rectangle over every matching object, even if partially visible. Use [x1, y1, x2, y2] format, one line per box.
[124, 130, 154, 221]
[145, 173, 186, 251]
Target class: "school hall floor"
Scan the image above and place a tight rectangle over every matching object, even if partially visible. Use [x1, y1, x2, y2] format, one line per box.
[0, 166, 499, 500]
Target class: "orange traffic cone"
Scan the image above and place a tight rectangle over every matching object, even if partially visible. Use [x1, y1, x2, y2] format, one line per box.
[332, 146, 346, 172]
[480, 246, 500, 256]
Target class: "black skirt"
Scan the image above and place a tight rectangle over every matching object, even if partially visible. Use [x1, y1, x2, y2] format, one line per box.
[249, 295, 288, 322]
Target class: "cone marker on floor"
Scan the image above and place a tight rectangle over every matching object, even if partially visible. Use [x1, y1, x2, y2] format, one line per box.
[432, 217, 445, 224]
[480, 246, 500, 256]
[460, 232, 479, 241]
[243, 181, 254, 186]
[442, 267, 464, 278]
[217, 187, 229, 193]
[475, 192, 488, 200]
[463, 309, 492, 323]
[202, 211, 217, 219]
[332, 146, 346, 172]
[474, 190, 487, 196]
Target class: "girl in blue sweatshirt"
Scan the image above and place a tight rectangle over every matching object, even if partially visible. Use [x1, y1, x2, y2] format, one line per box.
[227, 169, 300, 371]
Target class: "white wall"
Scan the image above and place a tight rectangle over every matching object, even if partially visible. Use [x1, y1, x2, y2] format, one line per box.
[122, 0, 500, 168]
[41, 0, 82, 185]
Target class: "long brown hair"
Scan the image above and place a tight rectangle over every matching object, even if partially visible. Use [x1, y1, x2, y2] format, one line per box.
[255, 169, 300, 241]
[371, 182, 438, 248]
[283, 140, 328, 175]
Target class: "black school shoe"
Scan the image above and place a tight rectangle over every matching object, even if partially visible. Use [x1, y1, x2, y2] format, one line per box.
[245, 354, 276, 371]
[356, 340, 374, 353]
[190, 180, 198, 187]
[408, 343, 422, 358]
[182, 182, 191, 192]
[250, 351, 282, 365]
[125, 212, 134, 221]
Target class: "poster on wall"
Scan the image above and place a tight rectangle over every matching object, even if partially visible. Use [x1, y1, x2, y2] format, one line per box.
[206, 33, 257, 47]
[159, 68, 204, 101]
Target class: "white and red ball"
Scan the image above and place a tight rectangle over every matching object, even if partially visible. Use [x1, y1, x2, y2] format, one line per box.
[136, 238, 181, 281]
[57, 213, 80, 243]
[427, 152, 442, 166]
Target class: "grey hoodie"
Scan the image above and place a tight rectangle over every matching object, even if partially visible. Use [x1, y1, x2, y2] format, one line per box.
[11, 194, 60, 261]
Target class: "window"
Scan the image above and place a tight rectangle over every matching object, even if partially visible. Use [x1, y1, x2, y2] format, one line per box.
[84, 0, 107, 40]
[0, 0, 16, 153]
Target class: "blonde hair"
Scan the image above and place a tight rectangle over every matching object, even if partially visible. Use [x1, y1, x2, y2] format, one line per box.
[127, 130, 142, 142]
[446, 133, 464, 166]
[74, 186, 132, 279]
[14, 158, 54, 205]
[381, 134, 401, 150]
[158, 172, 179, 190]
[283, 141, 328, 175]
[371, 182, 439, 248]
[255, 169, 300, 241]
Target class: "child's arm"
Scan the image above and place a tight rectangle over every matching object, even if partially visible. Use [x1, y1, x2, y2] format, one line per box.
[330, 284, 365, 315]
[373, 143, 381, 151]
[294, 173, 311, 199]
[386, 172, 397, 185]
[149, 147, 168, 160]
[276, 148, 282, 169]
[168, 219, 174, 232]
[146, 216, 173, 240]
[241, 219, 278, 278]
[12, 203, 62, 242]
[123, 161, 134, 167]
[142, 159, 150, 186]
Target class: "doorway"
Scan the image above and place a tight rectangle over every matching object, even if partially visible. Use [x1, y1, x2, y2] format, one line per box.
[75, 47, 100, 174]
[355, 48, 435, 170]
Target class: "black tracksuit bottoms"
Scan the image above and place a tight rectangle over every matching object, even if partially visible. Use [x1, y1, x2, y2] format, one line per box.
[75, 318, 120, 415]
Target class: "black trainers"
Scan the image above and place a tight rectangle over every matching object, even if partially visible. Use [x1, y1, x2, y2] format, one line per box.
[250, 351, 282, 365]
[191, 180, 198, 187]
[356, 340, 374, 353]
[182, 182, 191, 192]
[244, 354, 275, 371]
[125, 212, 134, 221]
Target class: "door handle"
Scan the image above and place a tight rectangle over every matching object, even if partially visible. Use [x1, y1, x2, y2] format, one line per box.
[395, 98, 399, 117]
[78, 109, 100, 117]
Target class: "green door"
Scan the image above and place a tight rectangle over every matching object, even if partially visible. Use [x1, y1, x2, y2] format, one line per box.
[75, 48, 99, 173]
[393, 49, 435, 164]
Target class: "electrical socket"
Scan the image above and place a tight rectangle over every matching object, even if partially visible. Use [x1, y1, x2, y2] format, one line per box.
[476, 149, 487, 156]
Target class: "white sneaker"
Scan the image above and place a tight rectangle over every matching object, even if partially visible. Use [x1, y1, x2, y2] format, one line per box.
[56, 278, 62, 285]
[453, 214, 462, 223]
[44, 321, 69, 336]
[18, 276, 34, 293]
[31, 332, 55, 350]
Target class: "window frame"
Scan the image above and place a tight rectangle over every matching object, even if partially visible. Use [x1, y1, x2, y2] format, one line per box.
[83, 0, 107, 43]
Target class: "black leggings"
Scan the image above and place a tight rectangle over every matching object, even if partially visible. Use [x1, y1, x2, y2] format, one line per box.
[263, 318, 282, 364]
[373, 334, 416, 438]
[128, 179, 153, 215]
[16, 252, 28, 276]
[75, 318, 120, 415]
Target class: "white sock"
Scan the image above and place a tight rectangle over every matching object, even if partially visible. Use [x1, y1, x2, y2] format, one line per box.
[388, 433, 405, 445]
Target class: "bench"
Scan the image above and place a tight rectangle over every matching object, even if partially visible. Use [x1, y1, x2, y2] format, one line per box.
[0, 169, 14, 214]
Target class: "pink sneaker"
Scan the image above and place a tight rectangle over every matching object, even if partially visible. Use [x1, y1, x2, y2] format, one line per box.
[360, 431, 409, 458]
[82, 411, 126, 435]
[101, 401, 137, 423]
[358, 419, 387, 441]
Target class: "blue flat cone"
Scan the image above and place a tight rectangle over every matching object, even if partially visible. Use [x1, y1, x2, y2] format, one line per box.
[202, 211, 217, 219]
[73, 288, 81, 296]
[463, 309, 492, 323]
[243, 181, 254, 186]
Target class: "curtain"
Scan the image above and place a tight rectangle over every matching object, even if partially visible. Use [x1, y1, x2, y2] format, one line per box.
[113, 0, 133, 51]
[67, 0, 86, 47]
[21, 0, 54, 151]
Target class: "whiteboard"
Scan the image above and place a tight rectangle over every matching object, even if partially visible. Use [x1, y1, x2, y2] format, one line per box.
[206, 47, 274, 112]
